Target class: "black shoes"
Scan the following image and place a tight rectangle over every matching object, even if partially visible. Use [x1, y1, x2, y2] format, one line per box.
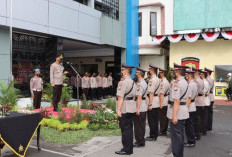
[115, 151, 133, 155]
[184, 143, 195, 148]
[145, 136, 157, 141]
[133, 142, 145, 147]
[201, 132, 207, 136]
[158, 132, 167, 136]
[195, 136, 201, 140]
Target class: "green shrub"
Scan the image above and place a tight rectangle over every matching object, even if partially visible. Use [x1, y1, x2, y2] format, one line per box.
[61, 86, 73, 107]
[78, 120, 88, 129]
[106, 97, 116, 112]
[70, 109, 83, 124]
[81, 95, 90, 109]
[88, 123, 100, 131]
[42, 83, 53, 103]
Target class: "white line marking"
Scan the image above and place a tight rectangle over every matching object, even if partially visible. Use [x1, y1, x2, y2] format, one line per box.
[29, 146, 73, 157]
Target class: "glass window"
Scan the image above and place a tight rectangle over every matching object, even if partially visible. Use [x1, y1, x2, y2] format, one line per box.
[215, 65, 232, 82]
[139, 12, 142, 37]
[150, 12, 157, 36]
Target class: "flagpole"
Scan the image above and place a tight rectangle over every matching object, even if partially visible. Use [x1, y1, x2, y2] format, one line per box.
[9, 0, 13, 82]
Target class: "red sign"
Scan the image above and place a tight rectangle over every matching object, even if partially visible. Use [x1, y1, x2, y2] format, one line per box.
[181, 57, 200, 69]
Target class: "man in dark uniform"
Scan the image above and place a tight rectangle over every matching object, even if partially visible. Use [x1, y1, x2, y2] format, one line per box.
[205, 68, 214, 131]
[167, 63, 190, 157]
[133, 67, 148, 147]
[50, 54, 68, 111]
[115, 65, 137, 155]
[146, 64, 160, 141]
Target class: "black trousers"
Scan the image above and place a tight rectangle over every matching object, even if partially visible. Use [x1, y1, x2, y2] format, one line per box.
[201, 106, 208, 134]
[82, 88, 88, 99]
[52, 85, 62, 111]
[119, 113, 135, 153]
[226, 88, 232, 100]
[133, 112, 147, 144]
[147, 108, 159, 138]
[33, 91, 42, 109]
[91, 88, 96, 100]
[185, 112, 196, 144]
[108, 86, 113, 96]
[159, 106, 168, 134]
[207, 101, 214, 131]
[170, 120, 185, 157]
[195, 107, 202, 139]
[103, 88, 108, 98]
[72, 86, 77, 99]
[97, 87, 103, 99]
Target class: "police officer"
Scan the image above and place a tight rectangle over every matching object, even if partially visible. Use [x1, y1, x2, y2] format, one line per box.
[115, 65, 137, 155]
[200, 70, 210, 136]
[146, 64, 160, 141]
[184, 70, 198, 147]
[133, 67, 148, 147]
[96, 72, 103, 100]
[193, 67, 204, 140]
[205, 68, 214, 131]
[82, 72, 89, 99]
[30, 69, 43, 109]
[50, 54, 68, 111]
[103, 73, 108, 99]
[167, 63, 189, 157]
[108, 72, 113, 96]
[158, 68, 170, 136]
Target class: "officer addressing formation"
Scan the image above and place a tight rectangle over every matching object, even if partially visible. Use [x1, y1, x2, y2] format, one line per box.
[115, 63, 215, 157]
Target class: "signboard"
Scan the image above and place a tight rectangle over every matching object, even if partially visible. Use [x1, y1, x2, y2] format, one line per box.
[181, 57, 200, 68]
[215, 86, 227, 97]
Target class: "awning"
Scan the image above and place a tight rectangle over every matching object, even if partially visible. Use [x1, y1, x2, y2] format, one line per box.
[152, 31, 232, 43]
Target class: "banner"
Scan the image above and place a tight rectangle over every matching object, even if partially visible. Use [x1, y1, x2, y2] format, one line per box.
[215, 86, 227, 96]
[181, 57, 200, 69]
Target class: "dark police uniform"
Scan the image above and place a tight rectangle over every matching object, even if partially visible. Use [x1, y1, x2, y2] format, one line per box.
[116, 66, 137, 155]
[167, 64, 189, 157]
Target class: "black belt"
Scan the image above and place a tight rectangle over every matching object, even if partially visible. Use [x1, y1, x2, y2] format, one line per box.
[154, 94, 158, 96]
[198, 94, 203, 96]
[135, 97, 146, 101]
[191, 99, 195, 102]
[210, 92, 213, 94]
[168, 101, 186, 106]
[164, 94, 169, 97]
[124, 97, 135, 101]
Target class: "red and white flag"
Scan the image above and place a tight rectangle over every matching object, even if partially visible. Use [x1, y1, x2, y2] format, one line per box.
[168, 34, 183, 43]
[152, 35, 166, 44]
[201, 32, 219, 42]
[221, 31, 232, 40]
[184, 33, 200, 42]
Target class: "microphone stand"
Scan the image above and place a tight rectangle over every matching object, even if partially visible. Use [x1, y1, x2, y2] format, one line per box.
[67, 63, 82, 106]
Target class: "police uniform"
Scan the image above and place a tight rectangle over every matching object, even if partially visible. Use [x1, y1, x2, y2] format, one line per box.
[30, 72, 43, 109]
[103, 76, 108, 99]
[205, 68, 214, 131]
[158, 69, 170, 135]
[167, 64, 189, 157]
[50, 55, 64, 111]
[90, 75, 97, 100]
[201, 71, 210, 135]
[82, 75, 89, 99]
[184, 71, 198, 146]
[108, 75, 113, 96]
[96, 75, 103, 100]
[194, 69, 204, 139]
[133, 67, 148, 147]
[116, 65, 136, 155]
[146, 65, 160, 141]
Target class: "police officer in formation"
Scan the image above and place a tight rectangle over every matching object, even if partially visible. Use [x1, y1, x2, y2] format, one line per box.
[133, 67, 148, 147]
[115, 65, 137, 155]
[30, 69, 43, 109]
[50, 54, 68, 111]
[158, 68, 170, 136]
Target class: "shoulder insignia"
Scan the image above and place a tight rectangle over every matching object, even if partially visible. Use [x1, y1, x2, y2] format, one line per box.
[174, 84, 178, 91]
[149, 81, 152, 86]
[137, 85, 140, 91]
[118, 83, 123, 90]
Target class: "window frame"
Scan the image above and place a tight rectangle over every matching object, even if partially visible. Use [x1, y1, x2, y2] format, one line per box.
[150, 12, 157, 36]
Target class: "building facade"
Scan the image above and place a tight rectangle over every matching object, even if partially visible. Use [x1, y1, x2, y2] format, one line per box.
[0, 0, 139, 96]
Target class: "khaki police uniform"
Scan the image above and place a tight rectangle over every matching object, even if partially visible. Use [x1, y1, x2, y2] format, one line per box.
[133, 78, 148, 145]
[158, 77, 170, 135]
[50, 62, 64, 111]
[96, 76, 103, 100]
[30, 76, 43, 109]
[194, 76, 204, 139]
[108, 75, 113, 96]
[117, 76, 136, 154]
[185, 79, 198, 145]
[82, 76, 89, 99]
[90, 76, 97, 100]
[147, 74, 160, 139]
[167, 76, 189, 157]
[207, 76, 214, 131]
[103, 76, 108, 99]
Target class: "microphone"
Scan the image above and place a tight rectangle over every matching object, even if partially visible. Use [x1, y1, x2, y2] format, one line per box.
[67, 62, 72, 65]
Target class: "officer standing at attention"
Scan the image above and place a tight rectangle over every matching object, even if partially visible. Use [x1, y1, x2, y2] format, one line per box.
[184, 70, 198, 148]
[204, 68, 214, 131]
[115, 65, 137, 155]
[193, 67, 204, 140]
[103, 73, 108, 99]
[82, 72, 89, 99]
[30, 69, 43, 109]
[96, 72, 103, 100]
[158, 68, 170, 136]
[133, 67, 148, 148]
[200, 70, 210, 136]
[146, 64, 160, 141]
[167, 63, 189, 157]
[50, 54, 68, 111]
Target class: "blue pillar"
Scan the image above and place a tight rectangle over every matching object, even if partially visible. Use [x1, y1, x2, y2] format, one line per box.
[126, 0, 139, 77]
